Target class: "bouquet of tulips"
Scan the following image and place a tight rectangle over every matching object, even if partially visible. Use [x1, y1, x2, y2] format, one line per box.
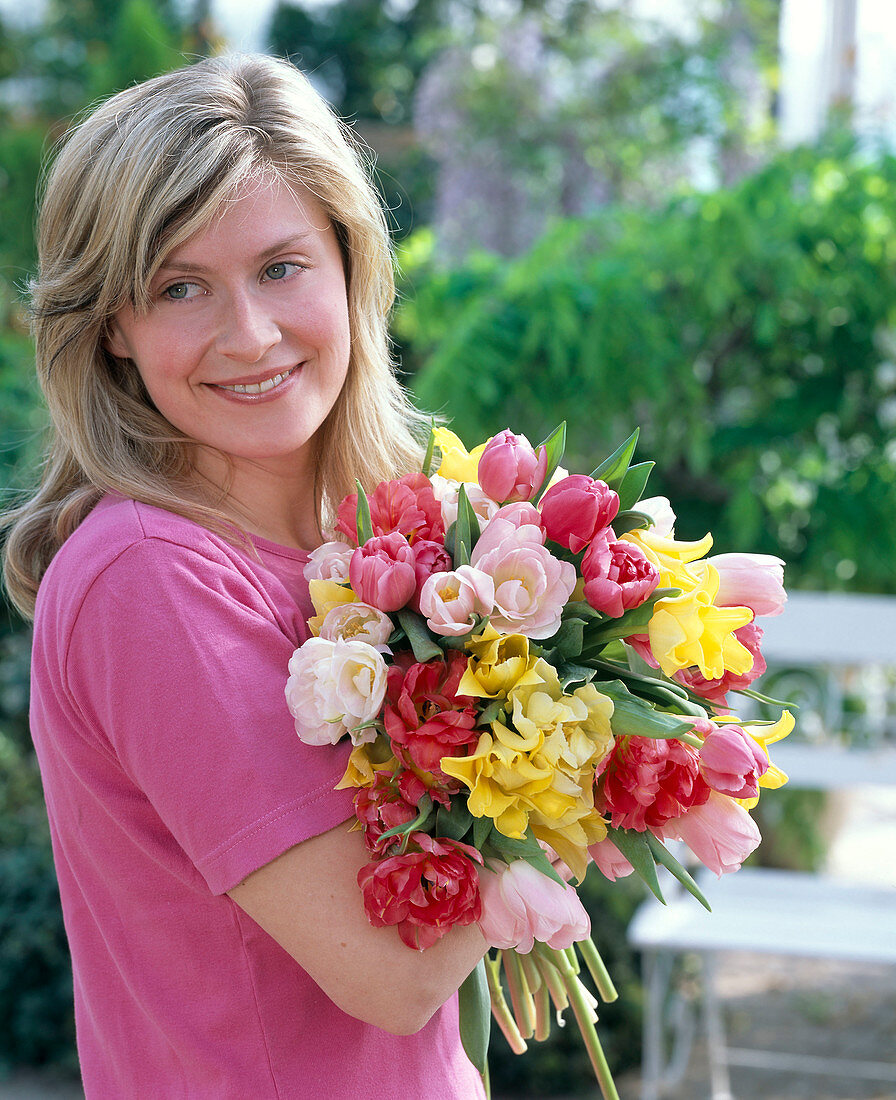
[284, 424, 793, 1098]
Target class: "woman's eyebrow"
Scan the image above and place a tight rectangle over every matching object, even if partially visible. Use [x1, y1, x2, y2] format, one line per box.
[157, 233, 316, 274]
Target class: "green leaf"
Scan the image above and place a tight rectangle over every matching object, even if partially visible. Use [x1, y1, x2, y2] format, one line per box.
[477, 698, 507, 726]
[354, 479, 374, 545]
[436, 798, 474, 842]
[561, 599, 604, 622]
[459, 959, 491, 1075]
[483, 830, 567, 888]
[590, 429, 640, 490]
[377, 794, 435, 845]
[473, 813, 494, 850]
[612, 509, 654, 536]
[586, 658, 709, 716]
[544, 617, 586, 661]
[532, 421, 567, 503]
[580, 587, 680, 647]
[738, 687, 799, 709]
[598, 679, 697, 739]
[557, 661, 599, 692]
[606, 826, 664, 903]
[453, 483, 481, 568]
[395, 609, 444, 663]
[617, 461, 654, 511]
[422, 420, 439, 478]
[645, 832, 712, 911]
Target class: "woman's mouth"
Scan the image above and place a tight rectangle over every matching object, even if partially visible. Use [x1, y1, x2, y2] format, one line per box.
[213, 366, 298, 396]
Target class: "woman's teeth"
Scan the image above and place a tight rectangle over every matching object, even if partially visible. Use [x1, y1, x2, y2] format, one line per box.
[220, 369, 292, 394]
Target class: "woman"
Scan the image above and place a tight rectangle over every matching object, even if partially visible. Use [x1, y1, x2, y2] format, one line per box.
[3, 53, 486, 1098]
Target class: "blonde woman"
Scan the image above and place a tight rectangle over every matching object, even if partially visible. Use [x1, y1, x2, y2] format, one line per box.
[3, 54, 486, 1098]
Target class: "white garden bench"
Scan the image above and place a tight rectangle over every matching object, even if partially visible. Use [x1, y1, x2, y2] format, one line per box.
[627, 591, 896, 1100]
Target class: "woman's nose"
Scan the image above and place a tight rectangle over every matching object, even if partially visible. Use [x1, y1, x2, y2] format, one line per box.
[216, 291, 282, 362]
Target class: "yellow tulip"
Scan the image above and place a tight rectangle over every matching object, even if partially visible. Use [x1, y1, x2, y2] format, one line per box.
[432, 427, 488, 483]
[623, 527, 714, 592]
[458, 625, 544, 699]
[737, 709, 795, 808]
[442, 726, 555, 838]
[646, 561, 753, 680]
[509, 671, 614, 773]
[531, 809, 609, 883]
[335, 738, 397, 789]
[442, 668, 614, 873]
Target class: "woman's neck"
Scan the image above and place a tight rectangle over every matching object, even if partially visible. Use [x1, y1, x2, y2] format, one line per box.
[192, 447, 322, 552]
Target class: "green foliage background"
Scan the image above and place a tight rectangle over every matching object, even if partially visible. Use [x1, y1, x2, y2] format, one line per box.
[400, 137, 896, 592]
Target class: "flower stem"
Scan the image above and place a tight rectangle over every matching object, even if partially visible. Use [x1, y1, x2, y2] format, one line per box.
[518, 949, 542, 995]
[531, 944, 569, 1015]
[533, 979, 552, 1042]
[485, 954, 527, 1054]
[502, 949, 535, 1040]
[577, 935, 619, 1003]
[550, 946, 620, 1100]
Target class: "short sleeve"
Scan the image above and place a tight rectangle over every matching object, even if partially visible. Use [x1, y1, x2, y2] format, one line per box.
[63, 536, 356, 894]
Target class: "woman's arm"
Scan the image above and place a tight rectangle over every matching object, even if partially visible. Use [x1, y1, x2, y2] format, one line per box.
[228, 820, 488, 1035]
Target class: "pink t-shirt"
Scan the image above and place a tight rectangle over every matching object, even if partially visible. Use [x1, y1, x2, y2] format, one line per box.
[30, 494, 485, 1099]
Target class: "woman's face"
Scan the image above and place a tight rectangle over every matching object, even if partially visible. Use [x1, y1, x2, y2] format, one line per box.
[106, 176, 351, 485]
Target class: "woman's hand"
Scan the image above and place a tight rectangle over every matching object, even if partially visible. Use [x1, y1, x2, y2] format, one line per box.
[228, 820, 487, 1034]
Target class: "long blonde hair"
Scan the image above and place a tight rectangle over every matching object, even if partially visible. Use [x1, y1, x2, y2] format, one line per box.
[2, 53, 427, 619]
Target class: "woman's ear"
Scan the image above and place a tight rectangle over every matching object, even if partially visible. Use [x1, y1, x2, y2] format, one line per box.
[103, 322, 129, 360]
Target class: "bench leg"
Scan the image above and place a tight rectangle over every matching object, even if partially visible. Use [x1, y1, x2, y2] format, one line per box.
[641, 950, 665, 1100]
[700, 953, 734, 1100]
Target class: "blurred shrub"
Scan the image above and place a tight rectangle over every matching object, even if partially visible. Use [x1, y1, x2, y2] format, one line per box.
[0, 712, 75, 1075]
[0, 125, 44, 307]
[398, 136, 896, 593]
[0, 264, 73, 1077]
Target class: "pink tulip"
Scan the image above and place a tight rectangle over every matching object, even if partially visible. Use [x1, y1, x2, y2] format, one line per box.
[418, 565, 495, 637]
[698, 723, 769, 798]
[471, 511, 576, 638]
[659, 791, 761, 875]
[581, 534, 660, 618]
[477, 429, 548, 504]
[477, 860, 591, 953]
[348, 532, 417, 612]
[709, 553, 786, 618]
[539, 475, 620, 553]
[588, 837, 634, 882]
[409, 538, 453, 611]
[303, 539, 354, 583]
[489, 500, 543, 530]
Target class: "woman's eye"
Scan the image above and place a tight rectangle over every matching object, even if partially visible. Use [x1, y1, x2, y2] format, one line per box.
[162, 282, 199, 301]
[264, 262, 296, 281]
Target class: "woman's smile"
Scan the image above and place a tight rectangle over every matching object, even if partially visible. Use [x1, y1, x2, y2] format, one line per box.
[210, 363, 302, 399]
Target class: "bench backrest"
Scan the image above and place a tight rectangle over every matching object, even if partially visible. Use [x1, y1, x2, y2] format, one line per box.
[751, 591, 896, 788]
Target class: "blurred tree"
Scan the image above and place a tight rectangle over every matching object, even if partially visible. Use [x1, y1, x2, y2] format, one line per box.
[265, 0, 616, 236]
[399, 136, 896, 594]
[267, 0, 463, 235]
[86, 0, 185, 101]
[12, 0, 191, 117]
[268, 0, 436, 125]
[415, 0, 782, 258]
[0, 127, 45, 320]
